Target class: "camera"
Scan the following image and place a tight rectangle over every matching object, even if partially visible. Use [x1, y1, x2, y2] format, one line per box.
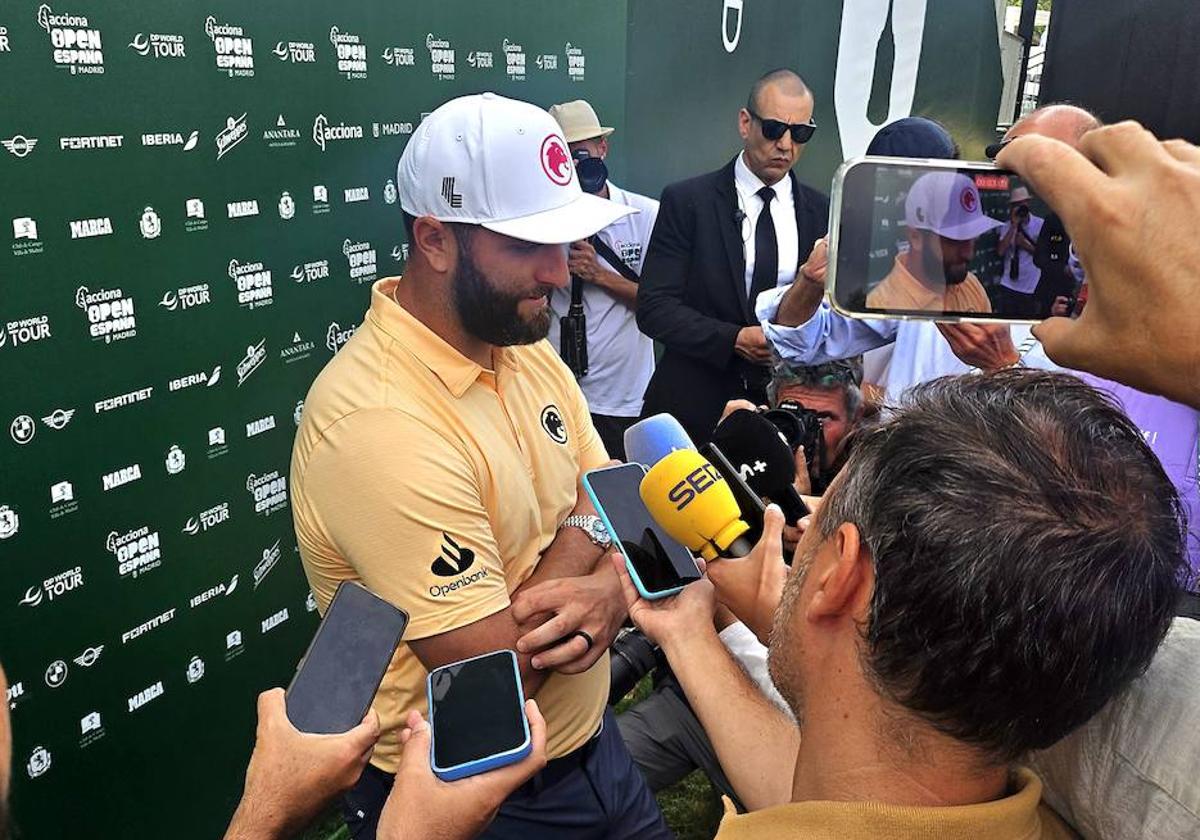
[608, 627, 663, 705]
[762, 399, 824, 461]
[573, 148, 609, 195]
[1016, 204, 1030, 220]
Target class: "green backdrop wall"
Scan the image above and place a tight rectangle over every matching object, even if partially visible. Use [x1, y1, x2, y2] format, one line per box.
[0, 1, 1001, 836]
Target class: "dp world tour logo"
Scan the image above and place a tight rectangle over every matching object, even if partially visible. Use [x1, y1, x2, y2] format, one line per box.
[540, 135, 571, 186]
[432, 533, 475, 577]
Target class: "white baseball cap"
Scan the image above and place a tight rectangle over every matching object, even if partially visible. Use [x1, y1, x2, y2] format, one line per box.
[904, 171, 1004, 241]
[398, 92, 634, 245]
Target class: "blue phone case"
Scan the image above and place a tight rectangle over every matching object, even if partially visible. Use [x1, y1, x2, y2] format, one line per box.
[427, 649, 531, 782]
[583, 465, 686, 601]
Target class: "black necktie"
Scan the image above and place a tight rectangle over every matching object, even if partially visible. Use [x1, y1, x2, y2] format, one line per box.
[750, 185, 778, 302]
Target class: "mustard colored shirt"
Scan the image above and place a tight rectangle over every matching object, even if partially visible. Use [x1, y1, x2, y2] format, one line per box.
[291, 278, 610, 774]
[867, 254, 993, 314]
[715, 767, 1078, 840]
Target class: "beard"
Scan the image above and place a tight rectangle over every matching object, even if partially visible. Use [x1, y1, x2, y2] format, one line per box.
[766, 546, 816, 727]
[452, 234, 553, 347]
[918, 239, 968, 286]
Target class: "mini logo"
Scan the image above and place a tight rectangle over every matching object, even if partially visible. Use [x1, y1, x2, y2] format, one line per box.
[205, 15, 254, 76]
[279, 191, 295, 220]
[37, 4, 104, 74]
[273, 40, 315, 63]
[540, 405, 568, 444]
[441, 177, 463, 208]
[294, 400, 305, 426]
[13, 217, 39, 240]
[10, 414, 35, 444]
[226, 630, 243, 649]
[69, 216, 113, 239]
[237, 339, 268, 385]
[426, 33, 455, 79]
[2, 135, 38, 157]
[343, 238, 377, 284]
[261, 607, 290, 633]
[566, 42, 585, 81]
[128, 31, 186, 59]
[961, 188, 978, 213]
[326, 321, 356, 353]
[108, 525, 162, 578]
[432, 532, 476, 577]
[216, 113, 249, 159]
[0, 505, 19, 539]
[540, 136, 572, 186]
[73, 645, 103, 667]
[246, 471, 288, 516]
[139, 206, 162, 239]
[45, 659, 68, 688]
[229, 260, 272, 310]
[127, 680, 164, 711]
[76, 285, 137, 343]
[94, 386, 153, 413]
[27, 746, 51, 779]
[330, 25, 367, 78]
[186, 656, 205, 684]
[312, 114, 363, 151]
[381, 46, 416, 67]
[165, 444, 186, 474]
[253, 539, 283, 589]
[50, 480, 73, 503]
[502, 38, 526, 80]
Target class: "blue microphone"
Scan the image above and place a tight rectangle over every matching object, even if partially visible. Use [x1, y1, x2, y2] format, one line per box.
[624, 414, 695, 467]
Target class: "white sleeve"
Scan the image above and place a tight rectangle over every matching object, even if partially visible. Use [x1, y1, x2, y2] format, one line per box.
[718, 620, 795, 720]
[756, 287, 899, 366]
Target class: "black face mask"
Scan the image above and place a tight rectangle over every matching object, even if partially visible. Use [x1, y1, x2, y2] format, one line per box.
[573, 149, 608, 195]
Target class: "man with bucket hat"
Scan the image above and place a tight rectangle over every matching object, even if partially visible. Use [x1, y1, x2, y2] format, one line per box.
[866, 170, 1002, 312]
[996, 185, 1047, 317]
[291, 93, 670, 839]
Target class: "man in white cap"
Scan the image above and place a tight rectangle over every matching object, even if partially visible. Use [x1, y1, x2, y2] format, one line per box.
[545, 99, 659, 459]
[291, 93, 671, 839]
[995, 185, 1046, 316]
[866, 170, 1002, 312]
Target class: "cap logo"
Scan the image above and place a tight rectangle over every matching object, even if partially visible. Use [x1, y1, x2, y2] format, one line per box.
[960, 188, 977, 213]
[540, 135, 572, 186]
[441, 176, 463, 208]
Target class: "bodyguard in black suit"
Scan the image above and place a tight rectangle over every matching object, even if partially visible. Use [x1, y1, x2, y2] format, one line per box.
[637, 70, 829, 445]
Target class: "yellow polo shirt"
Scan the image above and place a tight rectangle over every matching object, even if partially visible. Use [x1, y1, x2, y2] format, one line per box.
[290, 277, 610, 774]
[714, 768, 1077, 839]
[867, 254, 992, 314]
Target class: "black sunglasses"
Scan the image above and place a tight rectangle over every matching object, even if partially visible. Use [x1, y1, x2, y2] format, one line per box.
[748, 108, 817, 145]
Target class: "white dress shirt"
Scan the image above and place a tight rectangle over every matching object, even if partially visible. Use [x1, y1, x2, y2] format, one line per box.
[734, 152, 799, 295]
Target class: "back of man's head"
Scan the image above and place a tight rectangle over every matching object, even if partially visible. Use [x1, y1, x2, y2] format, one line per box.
[817, 370, 1186, 762]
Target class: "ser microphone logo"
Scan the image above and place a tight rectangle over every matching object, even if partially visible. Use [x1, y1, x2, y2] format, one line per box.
[431, 533, 474, 577]
[667, 463, 724, 511]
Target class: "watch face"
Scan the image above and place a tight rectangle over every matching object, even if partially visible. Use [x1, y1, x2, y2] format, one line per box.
[589, 520, 610, 543]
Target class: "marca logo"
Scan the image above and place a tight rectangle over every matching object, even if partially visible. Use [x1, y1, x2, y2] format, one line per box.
[73, 645, 102, 667]
[426, 33, 455, 79]
[2, 317, 51, 352]
[165, 444, 186, 475]
[502, 39, 526, 80]
[246, 414, 276, 438]
[261, 608, 289, 633]
[246, 471, 288, 516]
[94, 385, 152, 413]
[273, 39, 314, 63]
[215, 113, 249, 159]
[330, 26, 366, 78]
[381, 45, 415, 67]
[229, 259, 272, 309]
[326, 321, 356, 354]
[566, 42, 585, 81]
[101, 463, 141, 492]
[536, 53, 559, 71]
[20, 566, 84, 607]
[183, 502, 231, 537]
[254, 539, 282, 589]
[76, 285, 136, 343]
[290, 259, 329, 283]
[467, 50, 493, 69]
[227, 199, 259, 219]
[121, 607, 173, 643]
[281, 331, 315, 365]
[344, 186, 369, 203]
[68, 216, 113, 239]
[141, 129, 199, 150]
[159, 283, 211, 312]
[263, 114, 301, 148]
[237, 339, 267, 385]
[343, 238, 376, 284]
[205, 15, 253, 76]
[128, 31, 185, 59]
[312, 114, 363, 151]
[189, 572, 237, 607]
[36, 4, 104, 74]
[372, 121, 413, 138]
[168, 364, 219, 392]
[127, 680, 164, 711]
[0, 505, 19, 540]
[59, 133, 122, 150]
[3, 135, 38, 158]
[108, 525, 162, 578]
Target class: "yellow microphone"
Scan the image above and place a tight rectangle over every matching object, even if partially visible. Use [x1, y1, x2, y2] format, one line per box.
[639, 449, 754, 561]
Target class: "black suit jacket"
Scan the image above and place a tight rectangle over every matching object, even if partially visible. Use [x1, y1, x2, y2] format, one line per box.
[636, 157, 829, 444]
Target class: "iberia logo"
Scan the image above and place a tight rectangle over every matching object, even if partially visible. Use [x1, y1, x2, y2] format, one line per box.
[540, 134, 572, 186]
[960, 187, 978, 213]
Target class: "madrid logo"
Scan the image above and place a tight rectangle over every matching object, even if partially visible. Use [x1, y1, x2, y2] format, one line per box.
[139, 206, 162, 239]
[279, 191, 295, 220]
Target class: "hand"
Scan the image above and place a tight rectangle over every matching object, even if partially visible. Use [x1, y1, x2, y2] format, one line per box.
[936, 322, 1020, 370]
[798, 237, 829, 286]
[792, 445, 813, 496]
[720, 398, 761, 424]
[223, 689, 380, 840]
[377, 701, 548, 840]
[704, 505, 789, 645]
[512, 561, 626, 674]
[1050, 295, 1073, 318]
[610, 554, 717, 650]
[998, 124, 1200, 407]
[734, 326, 772, 364]
[568, 240, 603, 284]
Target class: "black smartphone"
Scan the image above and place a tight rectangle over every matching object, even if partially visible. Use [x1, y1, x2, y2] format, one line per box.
[583, 463, 702, 599]
[427, 650, 531, 781]
[285, 581, 409, 734]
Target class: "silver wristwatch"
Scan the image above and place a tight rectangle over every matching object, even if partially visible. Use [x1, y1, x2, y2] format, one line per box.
[562, 514, 612, 549]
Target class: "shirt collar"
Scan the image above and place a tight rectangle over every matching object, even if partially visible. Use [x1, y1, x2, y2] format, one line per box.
[735, 152, 794, 203]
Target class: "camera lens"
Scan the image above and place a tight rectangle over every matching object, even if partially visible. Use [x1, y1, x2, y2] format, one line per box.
[608, 627, 660, 704]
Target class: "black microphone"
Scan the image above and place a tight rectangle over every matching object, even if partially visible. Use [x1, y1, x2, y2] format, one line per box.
[733, 208, 746, 226]
[711, 409, 811, 524]
[700, 442, 765, 546]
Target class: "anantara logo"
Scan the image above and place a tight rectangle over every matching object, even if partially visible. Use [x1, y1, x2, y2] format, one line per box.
[540, 405, 568, 444]
[540, 135, 572, 186]
[432, 533, 475, 577]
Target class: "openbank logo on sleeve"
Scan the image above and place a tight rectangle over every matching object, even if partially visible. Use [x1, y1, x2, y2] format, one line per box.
[182, 501, 231, 537]
[426, 33, 454, 79]
[36, 4, 104, 74]
[2, 135, 38, 158]
[253, 539, 282, 588]
[159, 283, 212, 313]
[128, 31, 185, 60]
[312, 114, 363, 152]
[108, 525, 163, 578]
[237, 339, 267, 386]
[565, 42, 585, 81]
[429, 532, 488, 598]
[215, 113, 249, 159]
[229, 259, 272, 310]
[330, 26, 366, 79]
[204, 15, 253, 77]
[20, 566, 84, 607]
[75, 285, 136, 343]
[273, 39, 315, 63]
[246, 471, 288, 516]
[343, 238, 376, 284]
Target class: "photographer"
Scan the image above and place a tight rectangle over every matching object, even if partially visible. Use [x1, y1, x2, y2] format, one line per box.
[546, 99, 659, 459]
[996, 187, 1046, 317]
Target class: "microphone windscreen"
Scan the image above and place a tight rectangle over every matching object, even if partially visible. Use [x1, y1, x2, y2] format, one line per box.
[639, 449, 750, 560]
[624, 413, 695, 467]
[711, 410, 808, 522]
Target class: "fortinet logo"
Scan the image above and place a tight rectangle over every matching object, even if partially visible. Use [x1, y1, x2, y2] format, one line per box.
[127, 680, 164, 711]
[121, 608, 174, 644]
[312, 114, 363, 151]
[68, 216, 113, 239]
[141, 129, 199, 149]
[229, 260, 272, 309]
[261, 608, 289, 633]
[108, 525, 162, 578]
[128, 32, 185, 59]
[205, 15, 253, 76]
[101, 463, 142, 492]
[158, 283, 211, 312]
[215, 113, 249, 159]
[19, 566, 84, 607]
[168, 365, 220, 392]
[272, 40, 314, 63]
[253, 539, 282, 589]
[291, 259, 329, 283]
[59, 134, 123, 150]
[227, 199, 259, 219]
[246, 415, 276, 438]
[237, 339, 267, 385]
[37, 4, 104, 73]
[94, 386, 152, 413]
[182, 502, 231, 536]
